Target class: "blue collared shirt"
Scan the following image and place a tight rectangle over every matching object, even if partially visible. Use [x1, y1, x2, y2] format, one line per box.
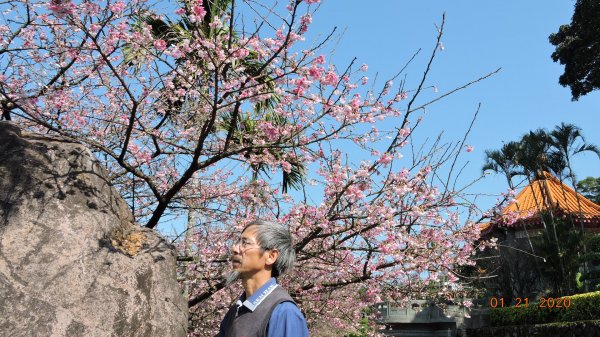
[219, 278, 309, 337]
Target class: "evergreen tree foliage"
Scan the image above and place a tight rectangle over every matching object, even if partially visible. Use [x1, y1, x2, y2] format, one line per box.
[577, 177, 600, 204]
[549, 0, 600, 100]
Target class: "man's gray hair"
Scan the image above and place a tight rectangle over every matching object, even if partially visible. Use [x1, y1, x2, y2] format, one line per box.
[245, 220, 295, 277]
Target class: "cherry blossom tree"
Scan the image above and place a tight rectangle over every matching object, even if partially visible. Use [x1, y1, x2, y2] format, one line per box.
[1, 0, 498, 334]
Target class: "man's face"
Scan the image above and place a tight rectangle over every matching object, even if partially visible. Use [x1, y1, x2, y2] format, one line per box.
[230, 225, 272, 277]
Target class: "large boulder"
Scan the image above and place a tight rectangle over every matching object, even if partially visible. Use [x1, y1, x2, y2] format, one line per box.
[0, 123, 188, 337]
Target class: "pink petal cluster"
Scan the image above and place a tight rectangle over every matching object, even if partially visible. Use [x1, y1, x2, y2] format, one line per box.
[193, 5, 207, 17]
[153, 39, 167, 51]
[47, 0, 76, 16]
[108, 1, 126, 13]
[321, 71, 339, 86]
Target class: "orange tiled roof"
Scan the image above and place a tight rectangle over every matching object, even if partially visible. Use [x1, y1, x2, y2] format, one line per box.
[479, 222, 492, 232]
[502, 171, 600, 224]
[478, 222, 495, 236]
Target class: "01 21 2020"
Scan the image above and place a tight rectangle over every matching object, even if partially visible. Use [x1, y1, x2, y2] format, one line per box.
[488, 296, 572, 308]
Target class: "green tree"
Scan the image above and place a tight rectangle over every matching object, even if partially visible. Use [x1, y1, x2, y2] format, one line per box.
[531, 215, 583, 296]
[515, 129, 553, 179]
[482, 141, 543, 287]
[549, 123, 600, 185]
[549, 0, 600, 100]
[482, 141, 522, 189]
[577, 177, 600, 204]
[517, 130, 574, 294]
[515, 130, 558, 237]
[548, 123, 600, 290]
[483, 124, 600, 296]
[580, 234, 600, 289]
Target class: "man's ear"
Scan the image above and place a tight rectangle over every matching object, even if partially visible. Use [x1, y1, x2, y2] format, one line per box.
[265, 249, 279, 266]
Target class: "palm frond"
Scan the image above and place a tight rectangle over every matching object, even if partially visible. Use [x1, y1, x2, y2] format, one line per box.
[282, 160, 306, 193]
[576, 144, 600, 158]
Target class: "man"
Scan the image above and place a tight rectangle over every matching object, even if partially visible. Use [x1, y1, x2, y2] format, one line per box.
[219, 220, 309, 337]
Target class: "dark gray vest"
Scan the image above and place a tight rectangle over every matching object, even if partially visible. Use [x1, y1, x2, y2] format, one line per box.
[222, 286, 295, 337]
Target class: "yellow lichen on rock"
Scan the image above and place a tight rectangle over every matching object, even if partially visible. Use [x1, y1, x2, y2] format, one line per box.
[110, 227, 146, 257]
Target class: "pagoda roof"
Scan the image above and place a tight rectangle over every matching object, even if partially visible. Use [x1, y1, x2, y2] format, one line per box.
[480, 171, 600, 236]
[479, 222, 492, 233]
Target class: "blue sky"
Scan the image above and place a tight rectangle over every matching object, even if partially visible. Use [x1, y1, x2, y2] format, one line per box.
[305, 1, 600, 211]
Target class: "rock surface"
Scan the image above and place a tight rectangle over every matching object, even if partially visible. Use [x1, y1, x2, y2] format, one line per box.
[0, 123, 188, 337]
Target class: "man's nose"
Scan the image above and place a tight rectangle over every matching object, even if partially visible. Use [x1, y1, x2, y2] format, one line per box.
[231, 242, 241, 254]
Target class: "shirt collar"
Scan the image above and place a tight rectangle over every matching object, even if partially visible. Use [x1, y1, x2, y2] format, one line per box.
[236, 278, 278, 312]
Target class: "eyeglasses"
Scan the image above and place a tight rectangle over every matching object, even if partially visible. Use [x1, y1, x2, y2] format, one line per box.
[233, 237, 262, 251]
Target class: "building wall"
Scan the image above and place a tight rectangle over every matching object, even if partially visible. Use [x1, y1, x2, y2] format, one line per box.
[376, 301, 489, 337]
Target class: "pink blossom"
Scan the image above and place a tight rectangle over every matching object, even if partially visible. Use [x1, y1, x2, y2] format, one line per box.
[360, 63, 368, 72]
[83, 2, 100, 15]
[293, 77, 312, 89]
[321, 71, 338, 86]
[233, 47, 250, 59]
[355, 168, 369, 178]
[378, 153, 394, 165]
[398, 127, 411, 138]
[305, 0, 320, 4]
[153, 39, 167, 51]
[350, 96, 361, 109]
[314, 55, 326, 65]
[292, 86, 305, 96]
[466, 145, 474, 153]
[89, 24, 101, 33]
[109, 1, 126, 13]
[361, 76, 368, 85]
[308, 66, 324, 79]
[193, 5, 207, 17]
[300, 14, 312, 33]
[301, 14, 312, 25]
[175, 8, 185, 15]
[260, 121, 280, 141]
[47, 0, 75, 16]
[281, 161, 292, 173]
[209, 18, 223, 29]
